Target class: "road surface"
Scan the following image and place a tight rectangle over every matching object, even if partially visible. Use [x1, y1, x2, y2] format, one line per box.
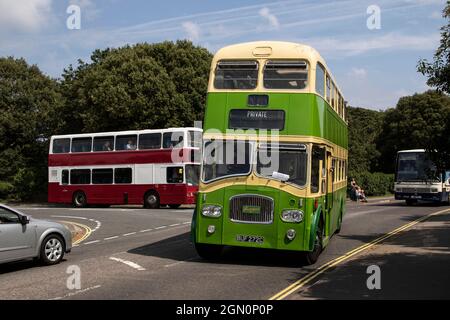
[1, 199, 449, 300]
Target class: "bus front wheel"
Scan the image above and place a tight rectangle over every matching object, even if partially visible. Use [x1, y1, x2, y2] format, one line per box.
[72, 191, 87, 208]
[304, 219, 323, 265]
[195, 242, 223, 260]
[144, 191, 160, 209]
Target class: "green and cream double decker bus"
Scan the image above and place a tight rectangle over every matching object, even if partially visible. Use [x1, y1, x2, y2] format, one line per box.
[192, 41, 348, 264]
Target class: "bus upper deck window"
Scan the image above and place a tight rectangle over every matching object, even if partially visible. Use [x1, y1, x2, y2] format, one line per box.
[264, 61, 308, 89]
[214, 60, 258, 90]
[188, 131, 202, 148]
[163, 131, 184, 149]
[71, 137, 92, 153]
[52, 138, 70, 153]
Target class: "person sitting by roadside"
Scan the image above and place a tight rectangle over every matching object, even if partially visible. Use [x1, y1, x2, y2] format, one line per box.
[350, 178, 368, 202]
[355, 186, 368, 202]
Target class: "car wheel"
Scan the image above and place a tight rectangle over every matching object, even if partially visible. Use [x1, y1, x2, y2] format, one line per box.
[144, 191, 160, 209]
[40, 234, 65, 265]
[73, 191, 87, 208]
[304, 219, 323, 265]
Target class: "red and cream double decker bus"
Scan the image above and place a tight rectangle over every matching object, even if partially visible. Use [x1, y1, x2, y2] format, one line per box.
[48, 127, 201, 208]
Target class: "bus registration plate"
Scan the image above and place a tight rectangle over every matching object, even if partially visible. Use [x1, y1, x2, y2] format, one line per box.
[236, 235, 264, 244]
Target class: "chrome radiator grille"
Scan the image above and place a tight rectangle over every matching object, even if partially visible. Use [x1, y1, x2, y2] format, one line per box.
[400, 187, 431, 193]
[229, 194, 274, 224]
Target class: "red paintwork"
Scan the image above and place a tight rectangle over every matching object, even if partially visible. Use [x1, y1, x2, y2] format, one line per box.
[48, 148, 194, 166]
[48, 183, 197, 205]
[48, 147, 199, 206]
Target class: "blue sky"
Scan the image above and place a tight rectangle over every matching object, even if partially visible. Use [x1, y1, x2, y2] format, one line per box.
[0, 0, 446, 109]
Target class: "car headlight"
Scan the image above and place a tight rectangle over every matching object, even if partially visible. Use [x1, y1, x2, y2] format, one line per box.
[281, 209, 304, 223]
[201, 205, 222, 218]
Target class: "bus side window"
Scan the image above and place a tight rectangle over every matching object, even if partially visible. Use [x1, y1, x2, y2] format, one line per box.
[61, 170, 69, 185]
[70, 169, 91, 185]
[115, 168, 132, 184]
[163, 132, 184, 149]
[72, 137, 92, 153]
[311, 146, 323, 193]
[53, 138, 70, 153]
[167, 167, 184, 183]
[315, 63, 325, 97]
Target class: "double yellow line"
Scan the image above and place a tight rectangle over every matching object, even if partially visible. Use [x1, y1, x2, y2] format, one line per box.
[269, 207, 450, 300]
[60, 220, 93, 245]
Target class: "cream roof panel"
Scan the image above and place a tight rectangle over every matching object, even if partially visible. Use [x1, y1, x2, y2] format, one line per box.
[211, 41, 343, 97]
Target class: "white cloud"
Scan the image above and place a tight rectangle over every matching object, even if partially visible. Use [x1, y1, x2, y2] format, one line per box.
[0, 0, 53, 32]
[308, 32, 440, 57]
[258, 7, 279, 29]
[182, 21, 201, 41]
[349, 68, 367, 78]
[429, 11, 442, 19]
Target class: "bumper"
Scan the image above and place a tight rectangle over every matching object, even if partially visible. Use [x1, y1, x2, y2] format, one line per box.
[395, 192, 443, 202]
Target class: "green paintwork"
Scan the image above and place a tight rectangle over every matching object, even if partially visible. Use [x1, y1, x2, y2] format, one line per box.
[194, 185, 347, 252]
[194, 91, 348, 253]
[204, 92, 348, 148]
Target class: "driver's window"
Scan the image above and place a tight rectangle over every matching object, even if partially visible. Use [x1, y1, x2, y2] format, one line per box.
[0, 207, 20, 224]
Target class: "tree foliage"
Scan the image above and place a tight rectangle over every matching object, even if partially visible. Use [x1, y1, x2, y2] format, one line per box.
[60, 40, 212, 134]
[417, 2, 450, 175]
[418, 1, 450, 94]
[347, 106, 384, 173]
[0, 57, 63, 200]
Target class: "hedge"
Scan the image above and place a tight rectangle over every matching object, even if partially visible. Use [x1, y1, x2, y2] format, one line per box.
[348, 171, 394, 197]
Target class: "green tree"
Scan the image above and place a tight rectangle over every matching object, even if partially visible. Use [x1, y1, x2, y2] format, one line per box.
[0, 57, 63, 200]
[418, 2, 450, 175]
[418, 1, 450, 94]
[377, 91, 450, 173]
[60, 40, 212, 133]
[347, 106, 384, 174]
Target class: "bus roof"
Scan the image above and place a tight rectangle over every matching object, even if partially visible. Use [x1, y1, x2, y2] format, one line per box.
[211, 41, 343, 97]
[50, 127, 202, 140]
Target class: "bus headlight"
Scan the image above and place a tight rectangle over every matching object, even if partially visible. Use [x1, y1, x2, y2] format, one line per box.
[201, 205, 222, 218]
[281, 210, 304, 223]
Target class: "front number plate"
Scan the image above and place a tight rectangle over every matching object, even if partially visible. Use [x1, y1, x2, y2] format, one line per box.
[236, 235, 264, 244]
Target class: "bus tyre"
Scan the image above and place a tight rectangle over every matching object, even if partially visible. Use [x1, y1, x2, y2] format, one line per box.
[40, 234, 65, 265]
[406, 199, 416, 206]
[304, 219, 323, 265]
[335, 212, 343, 234]
[169, 204, 181, 209]
[195, 242, 223, 260]
[72, 191, 87, 208]
[144, 191, 160, 209]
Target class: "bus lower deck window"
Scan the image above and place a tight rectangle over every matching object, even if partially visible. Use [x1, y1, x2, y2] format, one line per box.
[70, 169, 91, 185]
[167, 167, 184, 183]
[115, 168, 132, 184]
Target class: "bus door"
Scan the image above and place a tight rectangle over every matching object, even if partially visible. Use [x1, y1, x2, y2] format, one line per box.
[323, 150, 333, 236]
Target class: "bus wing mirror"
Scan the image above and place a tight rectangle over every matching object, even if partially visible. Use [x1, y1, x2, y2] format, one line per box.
[272, 171, 290, 182]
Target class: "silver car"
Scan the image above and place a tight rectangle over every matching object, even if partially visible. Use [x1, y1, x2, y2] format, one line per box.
[0, 204, 72, 265]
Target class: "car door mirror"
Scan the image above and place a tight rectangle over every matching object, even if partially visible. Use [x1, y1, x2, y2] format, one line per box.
[19, 215, 30, 225]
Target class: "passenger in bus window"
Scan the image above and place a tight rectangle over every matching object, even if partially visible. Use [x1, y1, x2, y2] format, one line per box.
[103, 141, 112, 151]
[126, 139, 136, 150]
